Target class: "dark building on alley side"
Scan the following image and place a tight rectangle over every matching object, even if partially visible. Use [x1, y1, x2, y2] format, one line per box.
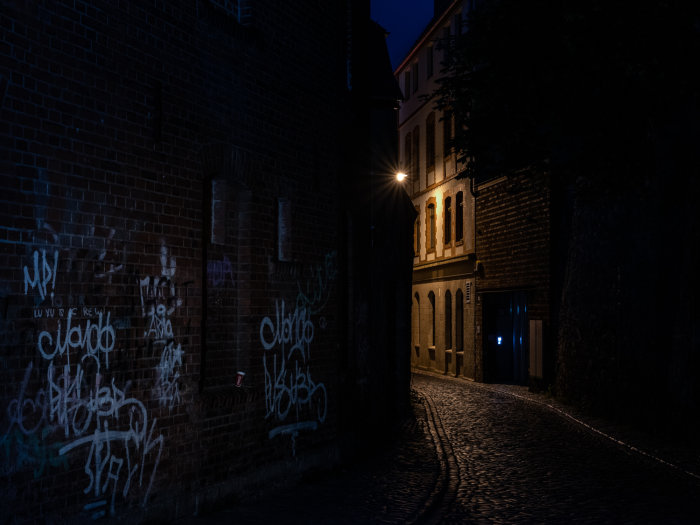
[0, 1, 413, 521]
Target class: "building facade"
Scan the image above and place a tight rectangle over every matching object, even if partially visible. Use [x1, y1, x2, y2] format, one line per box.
[398, 0, 552, 386]
[397, 1, 478, 380]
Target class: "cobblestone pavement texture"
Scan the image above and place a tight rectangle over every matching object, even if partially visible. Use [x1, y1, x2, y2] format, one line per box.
[177, 372, 700, 524]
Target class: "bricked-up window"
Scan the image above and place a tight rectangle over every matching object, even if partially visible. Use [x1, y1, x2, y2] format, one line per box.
[426, 199, 437, 252]
[444, 196, 452, 245]
[207, 0, 252, 25]
[456, 191, 464, 242]
[445, 290, 452, 349]
[428, 291, 436, 346]
[404, 71, 411, 99]
[456, 289, 464, 350]
[412, 62, 419, 94]
[413, 206, 421, 256]
[211, 179, 227, 244]
[443, 111, 453, 157]
[412, 126, 420, 190]
[426, 112, 435, 176]
[427, 45, 434, 78]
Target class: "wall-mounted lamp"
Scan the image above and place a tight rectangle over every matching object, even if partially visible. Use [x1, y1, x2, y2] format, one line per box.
[396, 172, 408, 182]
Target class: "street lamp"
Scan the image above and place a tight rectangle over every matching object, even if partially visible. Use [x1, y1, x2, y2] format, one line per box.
[396, 171, 408, 182]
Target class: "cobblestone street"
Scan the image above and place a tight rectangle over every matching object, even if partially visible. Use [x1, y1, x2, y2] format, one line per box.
[180, 372, 700, 524]
[414, 372, 700, 523]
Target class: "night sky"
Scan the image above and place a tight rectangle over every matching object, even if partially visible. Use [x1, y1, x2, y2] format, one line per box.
[371, 0, 434, 70]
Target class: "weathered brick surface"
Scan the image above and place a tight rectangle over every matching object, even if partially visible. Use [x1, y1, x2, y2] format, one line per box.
[474, 173, 551, 382]
[0, 1, 351, 522]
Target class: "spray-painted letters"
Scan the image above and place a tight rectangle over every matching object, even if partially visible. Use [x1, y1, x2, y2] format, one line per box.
[261, 299, 327, 455]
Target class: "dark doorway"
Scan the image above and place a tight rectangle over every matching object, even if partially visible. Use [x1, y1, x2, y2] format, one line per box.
[483, 291, 528, 384]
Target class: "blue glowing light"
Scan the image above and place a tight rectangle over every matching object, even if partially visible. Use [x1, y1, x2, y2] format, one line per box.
[497, 336, 502, 345]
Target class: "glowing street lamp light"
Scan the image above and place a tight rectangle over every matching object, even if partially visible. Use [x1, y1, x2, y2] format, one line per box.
[396, 172, 408, 182]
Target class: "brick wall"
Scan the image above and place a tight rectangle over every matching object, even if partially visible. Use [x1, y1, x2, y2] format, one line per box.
[473, 172, 551, 383]
[0, 1, 351, 522]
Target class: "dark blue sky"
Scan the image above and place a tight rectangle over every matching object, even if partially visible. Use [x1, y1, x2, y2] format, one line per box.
[371, 0, 434, 70]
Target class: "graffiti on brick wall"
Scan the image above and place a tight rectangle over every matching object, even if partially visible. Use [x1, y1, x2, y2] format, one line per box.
[23, 249, 58, 304]
[0, 238, 188, 519]
[295, 250, 337, 315]
[207, 255, 234, 287]
[138, 241, 184, 409]
[260, 251, 337, 456]
[260, 299, 327, 455]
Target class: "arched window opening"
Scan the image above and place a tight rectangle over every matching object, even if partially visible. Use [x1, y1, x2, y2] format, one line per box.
[445, 290, 452, 349]
[428, 291, 436, 347]
[455, 289, 464, 351]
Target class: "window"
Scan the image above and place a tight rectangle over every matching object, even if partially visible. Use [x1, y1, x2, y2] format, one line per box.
[444, 196, 452, 245]
[404, 132, 412, 186]
[445, 290, 452, 349]
[427, 45, 434, 78]
[454, 13, 463, 35]
[426, 112, 435, 176]
[412, 126, 420, 189]
[413, 292, 421, 349]
[443, 110, 453, 157]
[404, 71, 411, 99]
[413, 209, 420, 256]
[412, 62, 419, 94]
[442, 26, 451, 63]
[456, 191, 464, 242]
[428, 291, 436, 346]
[426, 200, 436, 252]
[455, 289, 463, 351]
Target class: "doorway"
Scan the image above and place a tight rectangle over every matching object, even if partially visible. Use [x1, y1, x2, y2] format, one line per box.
[483, 291, 528, 384]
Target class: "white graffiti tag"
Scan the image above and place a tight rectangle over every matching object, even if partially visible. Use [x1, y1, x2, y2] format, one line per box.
[260, 300, 327, 455]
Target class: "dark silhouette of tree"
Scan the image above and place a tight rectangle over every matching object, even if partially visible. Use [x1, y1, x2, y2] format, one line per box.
[435, 0, 700, 183]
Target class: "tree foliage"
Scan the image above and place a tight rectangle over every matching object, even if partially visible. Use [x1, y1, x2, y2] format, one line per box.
[434, 0, 700, 181]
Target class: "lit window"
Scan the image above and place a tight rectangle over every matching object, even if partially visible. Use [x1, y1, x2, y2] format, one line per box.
[444, 196, 452, 245]
[426, 200, 436, 252]
[456, 191, 464, 242]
